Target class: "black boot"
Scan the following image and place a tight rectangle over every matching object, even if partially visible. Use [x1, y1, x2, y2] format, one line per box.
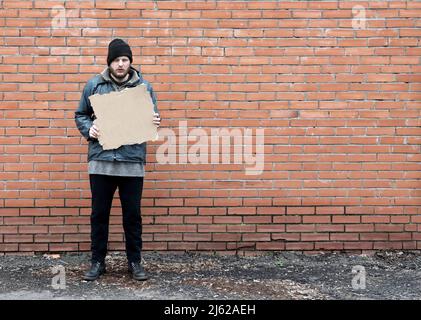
[83, 261, 106, 281]
[128, 261, 148, 281]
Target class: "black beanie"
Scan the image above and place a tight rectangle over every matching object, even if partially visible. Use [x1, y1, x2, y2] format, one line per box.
[107, 38, 133, 66]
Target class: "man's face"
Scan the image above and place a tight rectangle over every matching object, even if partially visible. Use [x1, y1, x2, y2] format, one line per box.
[109, 56, 131, 80]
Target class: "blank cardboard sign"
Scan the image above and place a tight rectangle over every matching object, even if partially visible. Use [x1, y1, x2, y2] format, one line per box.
[88, 84, 158, 150]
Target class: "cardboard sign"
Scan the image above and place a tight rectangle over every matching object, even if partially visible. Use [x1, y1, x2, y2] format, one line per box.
[88, 84, 158, 150]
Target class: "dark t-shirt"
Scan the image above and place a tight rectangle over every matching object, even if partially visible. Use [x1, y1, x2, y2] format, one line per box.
[110, 70, 131, 90]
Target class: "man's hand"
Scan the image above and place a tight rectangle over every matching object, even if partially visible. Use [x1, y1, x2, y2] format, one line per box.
[153, 112, 161, 127]
[89, 124, 99, 139]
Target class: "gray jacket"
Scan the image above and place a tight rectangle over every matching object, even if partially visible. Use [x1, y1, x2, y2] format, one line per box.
[75, 67, 159, 164]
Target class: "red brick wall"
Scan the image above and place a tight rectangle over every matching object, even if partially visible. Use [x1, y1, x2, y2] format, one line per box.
[0, 1, 420, 254]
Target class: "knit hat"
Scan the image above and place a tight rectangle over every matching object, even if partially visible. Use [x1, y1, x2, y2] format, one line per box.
[107, 38, 133, 66]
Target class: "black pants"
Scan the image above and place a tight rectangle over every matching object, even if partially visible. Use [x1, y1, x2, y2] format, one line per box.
[89, 174, 144, 264]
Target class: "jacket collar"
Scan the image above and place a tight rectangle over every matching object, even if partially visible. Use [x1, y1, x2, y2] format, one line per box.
[99, 66, 142, 86]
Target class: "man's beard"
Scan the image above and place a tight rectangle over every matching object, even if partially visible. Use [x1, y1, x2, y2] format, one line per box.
[109, 66, 130, 80]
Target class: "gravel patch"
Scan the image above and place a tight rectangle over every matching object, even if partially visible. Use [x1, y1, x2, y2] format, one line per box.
[0, 251, 420, 300]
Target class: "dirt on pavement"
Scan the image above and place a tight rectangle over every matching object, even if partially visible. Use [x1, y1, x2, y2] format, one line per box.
[0, 250, 420, 300]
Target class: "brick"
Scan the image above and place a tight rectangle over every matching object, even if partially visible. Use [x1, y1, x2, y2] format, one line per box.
[285, 242, 315, 251]
[316, 207, 345, 215]
[198, 208, 226, 215]
[344, 242, 373, 250]
[227, 225, 256, 233]
[228, 207, 256, 215]
[167, 242, 196, 251]
[35, 234, 64, 243]
[4, 235, 33, 243]
[287, 224, 315, 232]
[315, 242, 344, 250]
[0, 208, 19, 216]
[197, 242, 226, 251]
[155, 216, 183, 225]
[330, 233, 359, 241]
[287, 207, 315, 215]
[154, 233, 182, 241]
[0, 244, 19, 252]
[183, 233, 211, 241]
[301, 233, 330, 241]
[19, 244, 48, 252]
[0, 226, 18, 234]
[49, 243, 79, 251]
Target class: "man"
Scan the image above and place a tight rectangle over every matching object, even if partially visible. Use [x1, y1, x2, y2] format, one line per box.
[75, 38, 160, 281]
